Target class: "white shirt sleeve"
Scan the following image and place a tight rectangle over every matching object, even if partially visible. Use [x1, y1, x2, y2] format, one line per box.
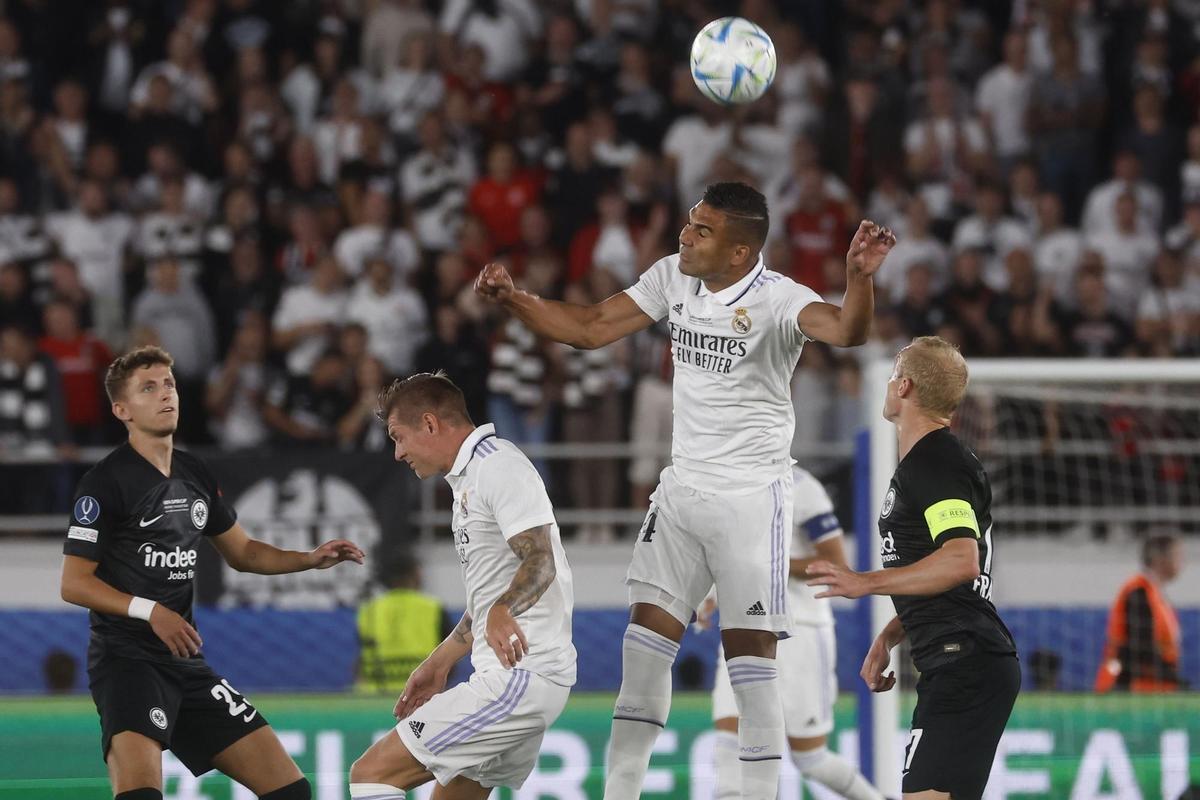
[477, 454, 556, 540]
[623, 255, 675, 322]
[771, 277, 823, 346]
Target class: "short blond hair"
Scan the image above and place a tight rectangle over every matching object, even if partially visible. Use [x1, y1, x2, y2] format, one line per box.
[897, 336, 969, 417]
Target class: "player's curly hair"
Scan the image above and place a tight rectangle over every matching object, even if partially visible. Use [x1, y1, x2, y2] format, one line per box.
[702, 181, 769, 251]
[376, 370, 473, 427]
[104, 346, 174, 403]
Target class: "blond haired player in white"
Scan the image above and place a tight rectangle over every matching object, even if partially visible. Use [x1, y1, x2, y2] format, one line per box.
[701, 466, 884, 800]
[477, 181, 894, 800]
[349, 372, 576, 800]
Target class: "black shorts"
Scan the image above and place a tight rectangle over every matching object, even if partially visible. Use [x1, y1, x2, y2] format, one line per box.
[903, 652, 1020, 799]
[89, 657, 270, 776]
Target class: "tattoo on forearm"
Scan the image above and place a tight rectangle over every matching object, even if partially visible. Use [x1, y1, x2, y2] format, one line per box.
[451, 611, 473, 645]
[495, 527, 556, 617]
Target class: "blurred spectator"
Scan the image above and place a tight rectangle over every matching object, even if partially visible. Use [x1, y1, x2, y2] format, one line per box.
[560, 278, 626, 542]
[133, 141, 212, 218]
[626, 323, 672, 509]
[1008, 159, 1041, 230]
[378, 32, 444, 148]
[44, 179, 133, 343]
[400, 112, 475, 255]
[135, 177, 206, 284]
[346, 255, 428, 378]
[0, 260, 38, 333]
[1033, 191, 1084, 304]
[878, 195, 948, 303]
[1119, 84, 1184, 220]
[1096, 533, 1185, 692]
[1181, 125, 1200, 206]
[1166, 200, 1200, 263]
[313, 78, 368, 187]
[938, 249, 1003, 356]
[468, 141, 542, 252]
[773, 24, 830, 137]
[271, 254, 348, 376]
[486, 310, 559, 473]
[362, 0, 435, 81]
[130, 25, 217, 125]
[1028, 35, 1105, 223]
[263, 349, 355, 446]
[568, 188, 641, 285]
[546, 121, 611, 249]
[1083, 150, 1164, 237]
[1136, 250, 1200, 356]
[1086, 191, 1160, 317]
[277, 204, 327, 287]
[611, 42, 667, 148]
[41, 649, 78, 694]
[1053, 268, 1136, 358]
[355, 551, 445, 694]
[37, 300, 113, 444]
[952, 180, 1033, 290]
[340, 355, 391, 451]
[975, 30, 1032, 174]
[438, 0, 541, 83]
[0, 178, 49, 275]
[893, 262, 945, 339]
[785, 165, 850, 293]
[414, 303, 489, 423]
[212, 235, 279, 357]
[521, 15, 587, 139]
[821, 73, 900, 205]
[904, 75, 989, 223]
[205, 312, 272, 450]
[334, 188, 419, 282]
[988, 248, 1049, 356]
[663, 92, 730, 212]
[130, 258, 217, 443]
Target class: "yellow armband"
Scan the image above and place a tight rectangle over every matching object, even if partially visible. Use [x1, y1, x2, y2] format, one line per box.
[923, 498, 980, 541]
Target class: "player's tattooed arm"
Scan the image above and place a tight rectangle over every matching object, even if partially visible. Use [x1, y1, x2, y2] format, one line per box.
[451, 611, 474, 646]
[494, 526, 556, 617]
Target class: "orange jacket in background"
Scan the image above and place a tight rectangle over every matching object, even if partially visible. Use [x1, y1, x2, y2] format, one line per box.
[1095, 573, 1182, 692]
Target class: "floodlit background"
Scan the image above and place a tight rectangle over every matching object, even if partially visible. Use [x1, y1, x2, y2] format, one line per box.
[0, 0, 1198, 797]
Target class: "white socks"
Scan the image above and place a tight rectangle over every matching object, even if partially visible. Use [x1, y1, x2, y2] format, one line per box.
[727, 656, 785, 800]
[603, 624, 679, 799]
[713, 730, 741, 799]
[792, 747, 885, 800]
[349, 784, 405, 799]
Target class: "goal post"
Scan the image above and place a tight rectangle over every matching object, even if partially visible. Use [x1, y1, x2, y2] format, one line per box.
[859, 357, 1200, 796]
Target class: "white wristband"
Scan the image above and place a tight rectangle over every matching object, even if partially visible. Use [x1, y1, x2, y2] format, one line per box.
[128, 596, 156, 621]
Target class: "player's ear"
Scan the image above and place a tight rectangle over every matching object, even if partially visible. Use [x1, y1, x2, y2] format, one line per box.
[730, 242, 751, 268]
[421, 411, 438, 435]
[111, 400, 131, 422]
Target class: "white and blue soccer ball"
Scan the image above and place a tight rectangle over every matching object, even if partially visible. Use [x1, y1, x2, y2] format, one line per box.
[690, 17, 777, 105]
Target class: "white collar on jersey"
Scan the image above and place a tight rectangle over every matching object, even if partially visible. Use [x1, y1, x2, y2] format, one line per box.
[447, 423, 498, 477]
[694, 255, 766, 306]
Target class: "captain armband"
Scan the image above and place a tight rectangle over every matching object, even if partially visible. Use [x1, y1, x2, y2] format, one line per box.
[923, 499, 980, 541]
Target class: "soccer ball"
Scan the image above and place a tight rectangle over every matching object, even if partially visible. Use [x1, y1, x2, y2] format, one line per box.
[689, 17, 777, 105]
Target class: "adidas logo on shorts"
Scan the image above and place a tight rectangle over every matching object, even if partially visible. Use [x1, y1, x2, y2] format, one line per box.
[746, 601, 766, 616]
[409, 720, 425, 738]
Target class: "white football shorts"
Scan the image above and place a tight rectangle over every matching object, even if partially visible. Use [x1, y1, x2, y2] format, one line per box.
[627, 465, 794, 636]
[396, 668, 570, 789]
[712, 624, 838, 738]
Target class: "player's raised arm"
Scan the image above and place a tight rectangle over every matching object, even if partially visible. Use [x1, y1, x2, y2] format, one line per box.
[797, 220, 896, 347]
[475, 262, 655, 350]
[486, 525, 556, 668]
[209, 521, 365, 574]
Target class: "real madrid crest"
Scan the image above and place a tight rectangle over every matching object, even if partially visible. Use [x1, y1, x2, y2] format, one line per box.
[459, 490, 469, 515]
[732, 307, 752, 334]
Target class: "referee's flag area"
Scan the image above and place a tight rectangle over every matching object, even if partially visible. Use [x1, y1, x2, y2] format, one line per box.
[0, 692, 1196, 798]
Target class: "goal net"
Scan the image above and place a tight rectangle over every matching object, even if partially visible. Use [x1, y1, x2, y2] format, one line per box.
[861, 358, 1200, 799]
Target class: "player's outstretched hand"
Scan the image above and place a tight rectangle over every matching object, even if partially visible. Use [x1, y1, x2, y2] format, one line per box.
[805, 559, 870, 599]
[861, 633, 897, 693]
[474, 262, 515, 304]
[307, 539, 365, 570]
[149, 604, 203, 658]
[394, 658, 450, 719]
[485, 603, 529, 668]
[845, 219, 897, 278]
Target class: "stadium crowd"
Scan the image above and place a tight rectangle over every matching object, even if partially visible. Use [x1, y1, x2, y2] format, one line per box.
[0, 0, 1198, 522]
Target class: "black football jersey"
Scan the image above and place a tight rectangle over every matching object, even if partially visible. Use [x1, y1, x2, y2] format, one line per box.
[63, 443, 237, 671]
[878, 428, 1016, 672]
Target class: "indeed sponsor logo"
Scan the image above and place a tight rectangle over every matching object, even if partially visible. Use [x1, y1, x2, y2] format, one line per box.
[138, 543, 197, 580]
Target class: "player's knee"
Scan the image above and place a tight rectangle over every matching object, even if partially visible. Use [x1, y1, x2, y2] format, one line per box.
[348, 753, 378, 784]
[258, 777, 311, 799]
[114, 790, 163, 800]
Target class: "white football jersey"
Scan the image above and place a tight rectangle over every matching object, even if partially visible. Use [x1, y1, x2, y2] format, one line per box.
[788, 467, 843, 627]
[625, 254, 823, 494]
[444, 424, 577, 686]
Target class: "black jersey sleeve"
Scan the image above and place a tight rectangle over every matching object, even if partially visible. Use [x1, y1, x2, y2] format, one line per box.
[62, 468, 123, 561]
[905, 460, 982, 547]
[190, 453, 238, 536]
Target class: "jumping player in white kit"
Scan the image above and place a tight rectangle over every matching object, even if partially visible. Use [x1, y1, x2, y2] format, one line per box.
[476, 181, 894, 800]
[349, 372, 576, 800]
[701, 466, 884, 800]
